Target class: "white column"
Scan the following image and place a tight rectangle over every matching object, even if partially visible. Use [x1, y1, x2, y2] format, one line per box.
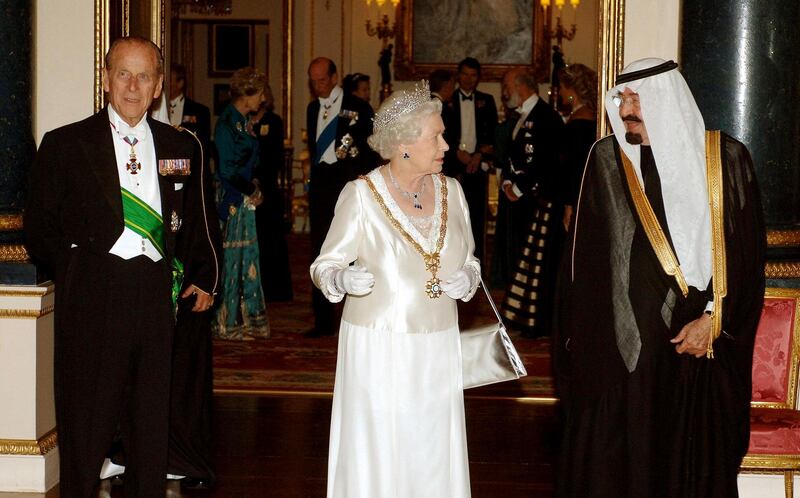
[0, 284, 58, 493]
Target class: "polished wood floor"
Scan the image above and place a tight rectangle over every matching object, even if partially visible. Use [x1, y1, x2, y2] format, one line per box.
[33, 394, 558, 497]
[192, 395, 560, 498]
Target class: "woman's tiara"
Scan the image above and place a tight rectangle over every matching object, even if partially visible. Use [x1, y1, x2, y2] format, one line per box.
[373, 80, 432, 133]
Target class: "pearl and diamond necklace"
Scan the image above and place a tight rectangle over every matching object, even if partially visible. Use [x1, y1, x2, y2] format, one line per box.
[387, 166, 426, 210]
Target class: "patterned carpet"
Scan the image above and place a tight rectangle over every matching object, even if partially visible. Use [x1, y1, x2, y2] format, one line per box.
[213, 233, 556, 400]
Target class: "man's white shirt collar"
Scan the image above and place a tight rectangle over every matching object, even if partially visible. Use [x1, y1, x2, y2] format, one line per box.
[108, 106, 149, 142]
[518, 93, 539, 117]
[319, 85, 343, 106]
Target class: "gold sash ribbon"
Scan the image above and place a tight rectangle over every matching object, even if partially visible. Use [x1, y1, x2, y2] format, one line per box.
[705, 130, 726, 358]
[620, 131, 726, 358]
[620, 151, 690, 298]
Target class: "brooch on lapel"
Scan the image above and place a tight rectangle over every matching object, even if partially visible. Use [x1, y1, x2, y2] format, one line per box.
[235, 121, 244, 132]
[336, 133, 358, 159]
[339, 109, 359, 126]
[525, 144, 535, 154]
[170, 210, 182, 232]
[259, 124, 270, 136]
[524, 121, 534, 130]
[182, 115, 198, 124]
[158, 159, 191, 178]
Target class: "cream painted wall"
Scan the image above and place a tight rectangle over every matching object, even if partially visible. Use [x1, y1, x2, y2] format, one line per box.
[33, 0, 95, 145]
[623, 0, 681, 65]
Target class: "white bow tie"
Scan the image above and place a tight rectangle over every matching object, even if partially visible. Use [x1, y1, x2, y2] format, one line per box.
[117, 122, 147, 143]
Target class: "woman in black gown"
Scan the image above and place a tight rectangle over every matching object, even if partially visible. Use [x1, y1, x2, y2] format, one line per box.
[557, 64, 598, 232]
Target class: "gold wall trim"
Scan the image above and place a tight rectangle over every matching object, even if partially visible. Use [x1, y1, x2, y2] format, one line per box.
[95, 0, 111, 113]
[0, 287, 53, 298]
[0, 214, 23, 231]
[0, 305, 54, 319]
[284, 0, 294, 140]
[741, 454, 800, 471]
[768, 230, 800, 248]
[766, 262, 800, 279]
[597, 0, 625, 138]
[0, 429, 58, 456]
[0, 244, 29, 263]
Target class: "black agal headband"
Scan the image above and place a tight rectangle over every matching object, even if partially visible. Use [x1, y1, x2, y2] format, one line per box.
[615, 60, 679, 85]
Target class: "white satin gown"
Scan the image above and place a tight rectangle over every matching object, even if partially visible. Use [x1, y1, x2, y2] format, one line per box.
[311, 168, 480, 498]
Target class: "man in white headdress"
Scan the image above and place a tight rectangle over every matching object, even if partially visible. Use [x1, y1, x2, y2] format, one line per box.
[553, 58, 766, 497]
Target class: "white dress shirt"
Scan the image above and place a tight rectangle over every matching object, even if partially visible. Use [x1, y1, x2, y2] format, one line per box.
[512, 93, 539, 140]
[169, 94, 185, 127]
[316, 85, 344, 164]
[107, 106, 163, 262]
[458, 90, 477, 153]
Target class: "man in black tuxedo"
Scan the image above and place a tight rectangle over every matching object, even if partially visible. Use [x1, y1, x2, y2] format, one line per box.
[443, 57, 497, 264]
[24, 37, 221, 498]
[306, 57, 375, 337]
[499, 67, 564, 337]
[168, 63, 211, 149]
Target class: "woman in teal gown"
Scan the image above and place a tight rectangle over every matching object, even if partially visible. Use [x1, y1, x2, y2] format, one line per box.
[213, 67, 270, 339]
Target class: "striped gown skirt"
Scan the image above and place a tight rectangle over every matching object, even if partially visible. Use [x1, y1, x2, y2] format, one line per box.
[501, 200, 562, 337]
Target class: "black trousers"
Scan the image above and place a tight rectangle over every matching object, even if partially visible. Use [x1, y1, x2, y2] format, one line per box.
[166, 302, 215, 482]
[460, 170, 487, 263]
[308, 165, 348, 332]
[54, 250, 173, 498]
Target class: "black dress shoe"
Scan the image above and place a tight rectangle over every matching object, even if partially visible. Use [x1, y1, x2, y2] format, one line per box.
[304, 327, 335, 338]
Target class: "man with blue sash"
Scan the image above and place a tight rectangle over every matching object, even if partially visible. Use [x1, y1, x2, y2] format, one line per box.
[305, 57, 376, 337]
[25, 36, 221, 498]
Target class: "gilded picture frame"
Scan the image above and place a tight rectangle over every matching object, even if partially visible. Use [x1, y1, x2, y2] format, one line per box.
[394, 0, 550, 82]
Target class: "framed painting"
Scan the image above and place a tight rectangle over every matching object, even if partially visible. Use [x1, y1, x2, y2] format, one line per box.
[394, 0, 551, 82]
[208, 23, 255, 77]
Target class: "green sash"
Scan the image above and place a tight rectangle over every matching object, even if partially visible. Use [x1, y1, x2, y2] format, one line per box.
[121, 187, 166, 257]
[120, 188, 184, 307]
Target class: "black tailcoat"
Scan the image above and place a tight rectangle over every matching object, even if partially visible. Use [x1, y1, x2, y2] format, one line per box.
[178, 97, 211, 146]
[503, 98, 564, 199]
[24, 108, 221, 497]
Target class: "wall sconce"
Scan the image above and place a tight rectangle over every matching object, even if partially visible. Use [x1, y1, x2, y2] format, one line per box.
[541, 0, 579, 48]
[365, 0, 400, 49]
[366, 0, 400, 102]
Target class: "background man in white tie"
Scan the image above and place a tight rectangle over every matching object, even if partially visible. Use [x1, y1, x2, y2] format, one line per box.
[305, 57, 376, 337]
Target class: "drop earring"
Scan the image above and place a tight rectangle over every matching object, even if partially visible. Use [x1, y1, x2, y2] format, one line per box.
[402, 152, 410, 159]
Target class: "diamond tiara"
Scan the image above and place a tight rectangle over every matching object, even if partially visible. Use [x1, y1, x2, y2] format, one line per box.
[372, 80, 433, 133]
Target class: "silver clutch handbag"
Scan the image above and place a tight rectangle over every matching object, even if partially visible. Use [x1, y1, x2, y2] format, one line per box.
[461, 277, 528, 389]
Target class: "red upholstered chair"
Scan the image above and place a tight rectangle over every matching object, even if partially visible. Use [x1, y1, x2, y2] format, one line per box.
[740, 288, 800, 497]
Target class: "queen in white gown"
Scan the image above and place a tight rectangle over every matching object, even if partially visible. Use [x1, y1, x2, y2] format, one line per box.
[310, 81, 481, 498]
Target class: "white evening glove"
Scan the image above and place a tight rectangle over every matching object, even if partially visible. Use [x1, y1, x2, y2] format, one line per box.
[334, 265, 375, 296]
[441, 269, 476, 300]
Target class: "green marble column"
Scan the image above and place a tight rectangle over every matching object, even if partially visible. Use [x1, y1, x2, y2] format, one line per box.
[681, 0, 800, 228]
[0, 0, 37, 283]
